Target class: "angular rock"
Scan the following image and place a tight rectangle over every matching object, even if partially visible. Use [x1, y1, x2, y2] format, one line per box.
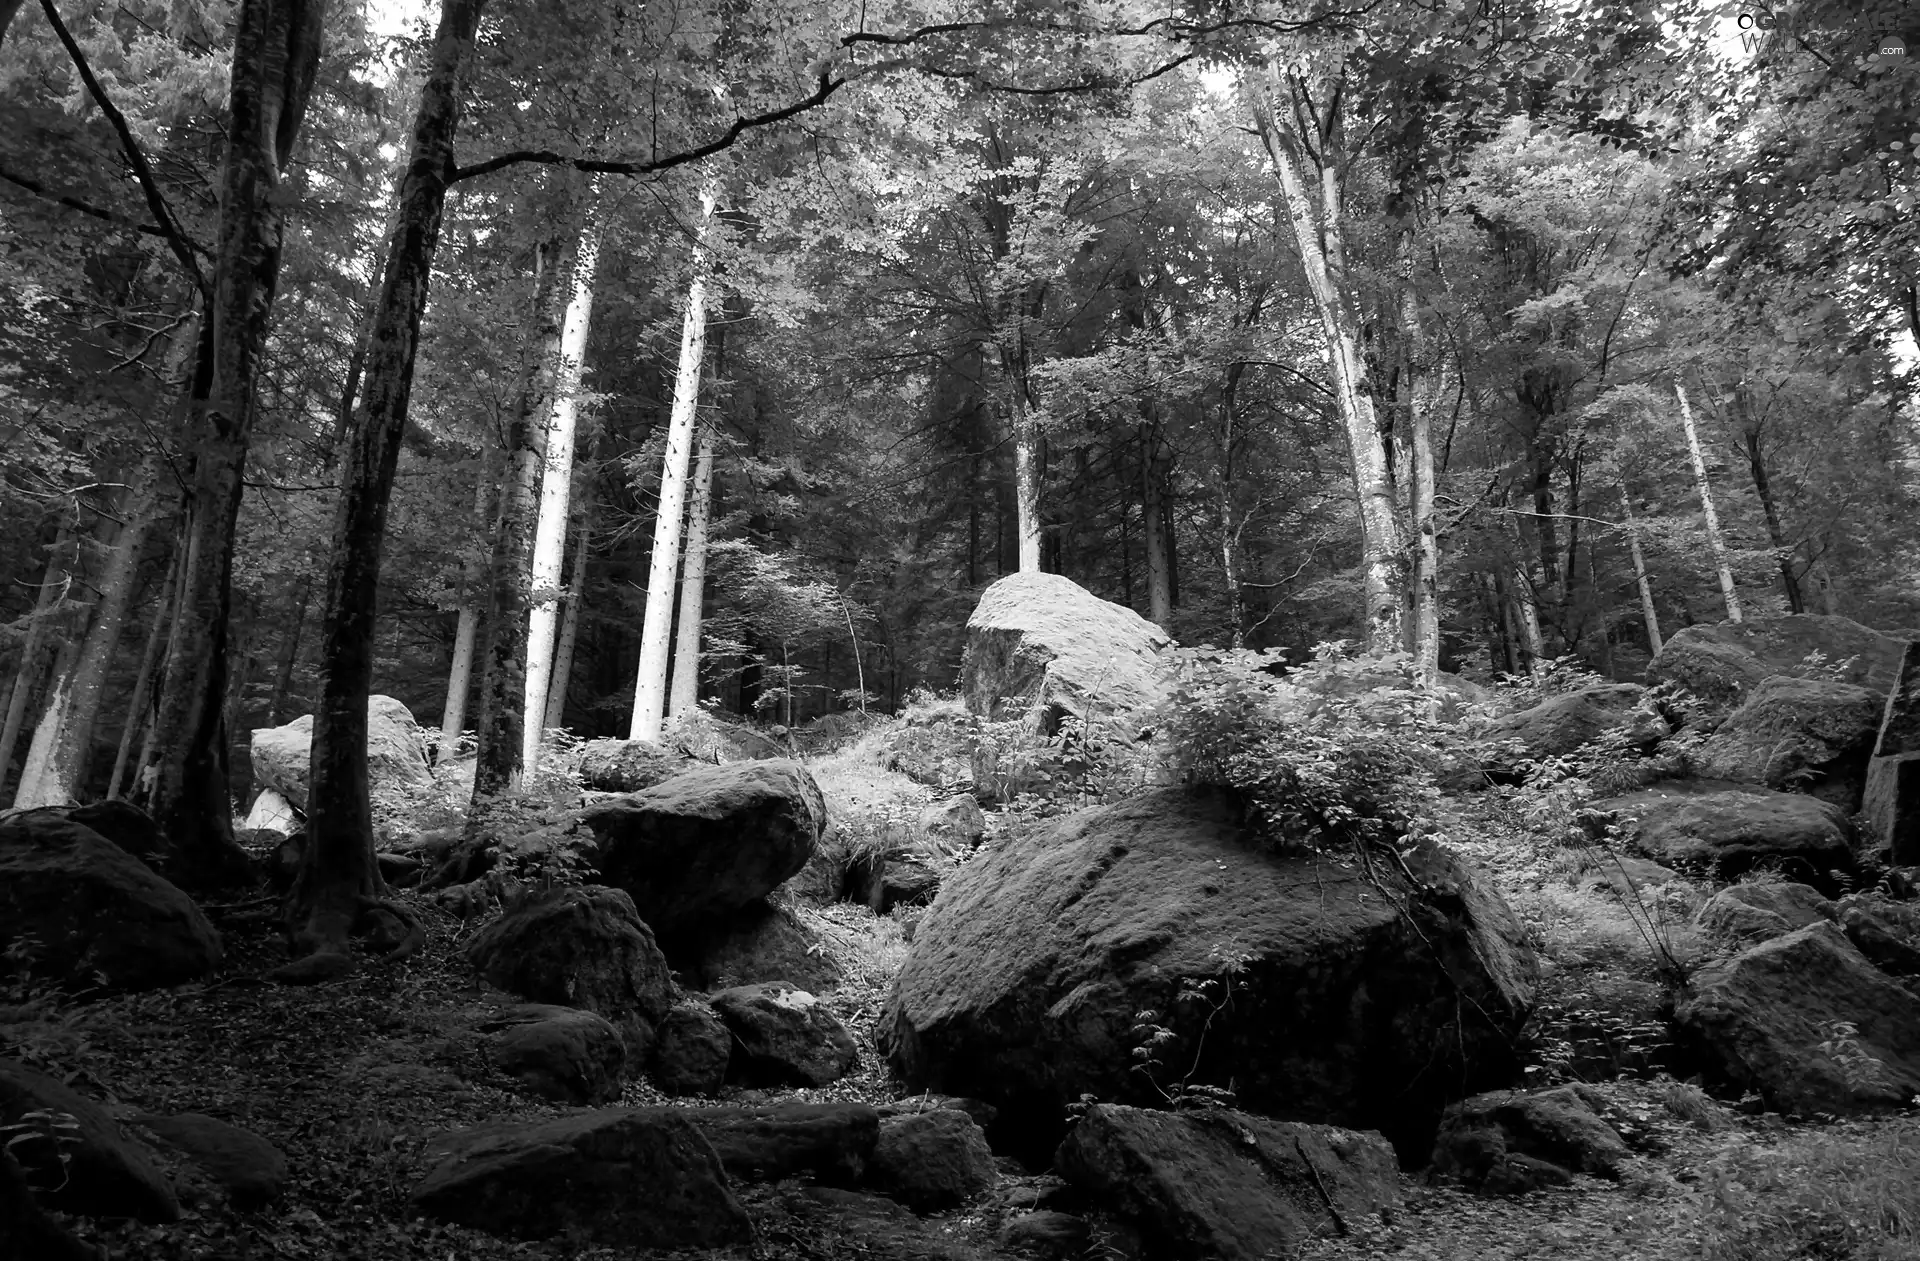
[869, 1108, 996, 1212]
[1647, 615, 1909, 713]
[1694, 882, 1835, 944]
[577, 739, 699, 793]
[481, 1004, 627, 1105]
[1430, 1085, 1632, 1194]
[0, 811, 221, 992]
[670, 898, 843, 993]
[649, 1000, 731, 1096]
[1865, 641, 1920, 864]
[880, 789, 1536, 1162]
[408, 1108, 751, 1247]
[711, 981, 858, 1087]
[60, 799, 169, 869]
[1054, 1104, 1398, 1261]
[917, 795, 986, 856]
[131, 1112, 288, 1208]
[878, 1093, 999, 1132]
[463, 885, 675, 1057]
[250, 694, 429, 811]
[1594, 782, 1857, 891]
[1695, 676, 1883, 810]
[576, 759, 828, 941]
[848, 850, 942, 914]
[1574, 850, 1679, 902]
[1000, 1210, 1093, 1260]
[1478, 684, 1668, 770]
[962, 573, 1170, 735]
[1674, 921, 1920, 1113]
[687, 1102, 879, 1185]
[240, 787, 300, 837]
[1835, 895, 1920, 977]
[0, 1058, 178, 1223]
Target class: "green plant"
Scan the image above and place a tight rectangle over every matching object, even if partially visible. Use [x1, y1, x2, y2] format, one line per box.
[1819, 1020, 1897, 1102]
[1128, 950, 1252, 1110]
[1, 1108, 82, 1192]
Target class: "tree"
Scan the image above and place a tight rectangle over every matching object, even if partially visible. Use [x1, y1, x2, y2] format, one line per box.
[668, 421, 717, 719]
[1673, 379, 1742, 623]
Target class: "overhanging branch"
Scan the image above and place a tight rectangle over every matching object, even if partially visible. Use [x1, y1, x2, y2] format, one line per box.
[0, 162, 208, 251]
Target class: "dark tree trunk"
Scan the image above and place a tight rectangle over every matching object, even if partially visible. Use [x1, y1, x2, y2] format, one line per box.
[143, 0, 325, 889]
[110, 545, 180, 799]
[1745, 429, 1804, 613]
[265, 575, 312, 724]
[293, 0, 484, 958]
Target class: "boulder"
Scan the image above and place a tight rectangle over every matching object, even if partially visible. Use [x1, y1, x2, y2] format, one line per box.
[1477, 684, 1669, 770]
[1864, 641, 1920, 864]
[1694, 676, 1883, 810]
[879, 789, 1537, 1163]
[0, 811, 221, 992]
[576, 739, 699, 793]
[686, 1102, 879, 1186]
[1000, 1211, 1093, 1260]
[1673, 921, 1920, 1113]
[961, 572, 1169, 733]
[240, 787, 300, 837]
[648, 1000, 731, 1096]
[868, 1108, 996, 1212]
[408, 1108, 751, 1248]
[250, 694, 429, 811]
[576, 759, 828, 942]
[1573, 850, 1679, 902]
[130, 1113, 288, 1209]
[1593, 782, 1857, 891]
[710, 981, 858, 1087]
[847, 850, 943, 914]
[463, 885, 675, 1058]
[60, 799, 169, 869]
[1694, 882, 1835, 944]
[0, 1058, 178, 1223]
[669, 898, 843, 993]
[1054, 1104, 1398, 1261]
[877, 1093, 999, 1131]
[1834, 894, 1920, 977]
[917, 795, 986, 856]
[1429, 1085, 1632, 1194]
[480, 1004, 627, 1105]
[1647, 615, 1909, 714]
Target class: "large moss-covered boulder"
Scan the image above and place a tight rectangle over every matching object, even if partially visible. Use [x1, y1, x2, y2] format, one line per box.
[1476, 684, 1668, 775]
[576, 739, 699, 793]
[1647, 615, 1908, 714]
[0, 1058, 179, 1223]
[961, 572, 1170, 732]
[576, 760, 827, 942]
[0, 811, 221, 992]
[1593, 781, 1857, 892]
[879, 789, 1536, 1162]
[1695, 676, 1883, 811]
[1674, 922, 1920, 1114]
[250, 694, 429, 811]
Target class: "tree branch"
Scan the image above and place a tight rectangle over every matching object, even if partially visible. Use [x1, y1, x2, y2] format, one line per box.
[38, 0, 207, 295]
[0, 162, 205, 249]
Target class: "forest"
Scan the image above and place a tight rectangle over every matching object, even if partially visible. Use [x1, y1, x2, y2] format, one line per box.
[3, 0, 1920, 1258]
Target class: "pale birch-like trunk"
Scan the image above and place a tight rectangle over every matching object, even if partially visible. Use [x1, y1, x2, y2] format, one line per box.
[667, 423, 715, 721]
[1010, 374, 1043, 573]
[630, 201, 715, 742]
[1674, 381, 1742, 622]
[522, 196, 602, 771]
[1514, 562, 1547, 671]
[544, 488, 592, 729]
[1244, 70, 1406, 652]
[1141, 426, 1173, 627]
[15, 638, 80, 808]
[0, 521, 74, 799]
[439, 447, 501, 758]
[1621, 488, 1663, 656]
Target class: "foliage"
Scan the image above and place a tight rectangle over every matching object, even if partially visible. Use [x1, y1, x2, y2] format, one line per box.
[1128, 949, 1253, 1112]
[0, 1107, 82, 1193]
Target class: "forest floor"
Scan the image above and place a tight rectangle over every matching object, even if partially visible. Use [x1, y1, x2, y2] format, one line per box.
[4, 736, 1919, 1261]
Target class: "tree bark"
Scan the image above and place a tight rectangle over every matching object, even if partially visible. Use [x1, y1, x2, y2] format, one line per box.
[109, 545, 180, 799]
[263, 575, 311, 725]
[1009, 364, 1043, 573]
[1674, 380, 1742, 623]
[1244, 70, 1406, 652]
[522, 193, 602, 771]
[1140, 424, 1173, 629]
[544, 482, 592, 730]
[143, 0, 326, 889]
[630, 204, 714, 741]
[1743, 426, 1803, 613]
[1621, 487, 1663, 657]
[1, 518, 75, 801]
[439, 446, 501, 758]
[667, 422, 716, 721]
[294, 0, 485, 957]
[1402, 228, 1441, 703]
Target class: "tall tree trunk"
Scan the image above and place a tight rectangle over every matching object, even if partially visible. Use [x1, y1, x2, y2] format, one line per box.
[523, 194, 602, 771]
[469, 228, 570, 805]
[144, 0, 326, 889]
[264, 575, 311, 725]
[1140, 424, 1173, 629]
[15, 637, 81, 809]
[293, 0, 485, 957]
[1674, 381, 1742, 623]
[110, 546, 180, 799]
[1, 518, 75, 800]
[1743, 428, 1803, 613]
[545, 484, 592, 729]
[1009, 370, 1043, 573]
[1402, 227, 1441, 702]
[439, 446, 501, 757]
[667, 423, 716, 721]
[630, 205, 714, 742]
[1621, 487, 1663, 657]
[1244, 71, 1406, 652]
[1513, 561, 1546, 672]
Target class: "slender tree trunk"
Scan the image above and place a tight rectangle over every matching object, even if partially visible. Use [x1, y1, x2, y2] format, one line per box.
[109, 546, 180, 799]
[1513, 561, 1546, 671]
[545, 485, 592, 729]
[439, 446, 501, 757]
[667, 423, 716, 721]
[294, 0, 486, 957]
[1621, 488, 1663, 657]
[1400, 227, 1441, 699]
[1, 519, 76, 799]
[630, 204, 714, 742]
[1141, 425, 1173, 629]
[144, 0, 326, 889]
[523, 194, 602, 771]
[1244, 71, 1406, 652]
[1674, 381, 1742, 623]
[15, 637, 81, 809]
[1010, 370, 1043, 573]
[1743, 428, 1803, 613]
[264, 575, 311, 725]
